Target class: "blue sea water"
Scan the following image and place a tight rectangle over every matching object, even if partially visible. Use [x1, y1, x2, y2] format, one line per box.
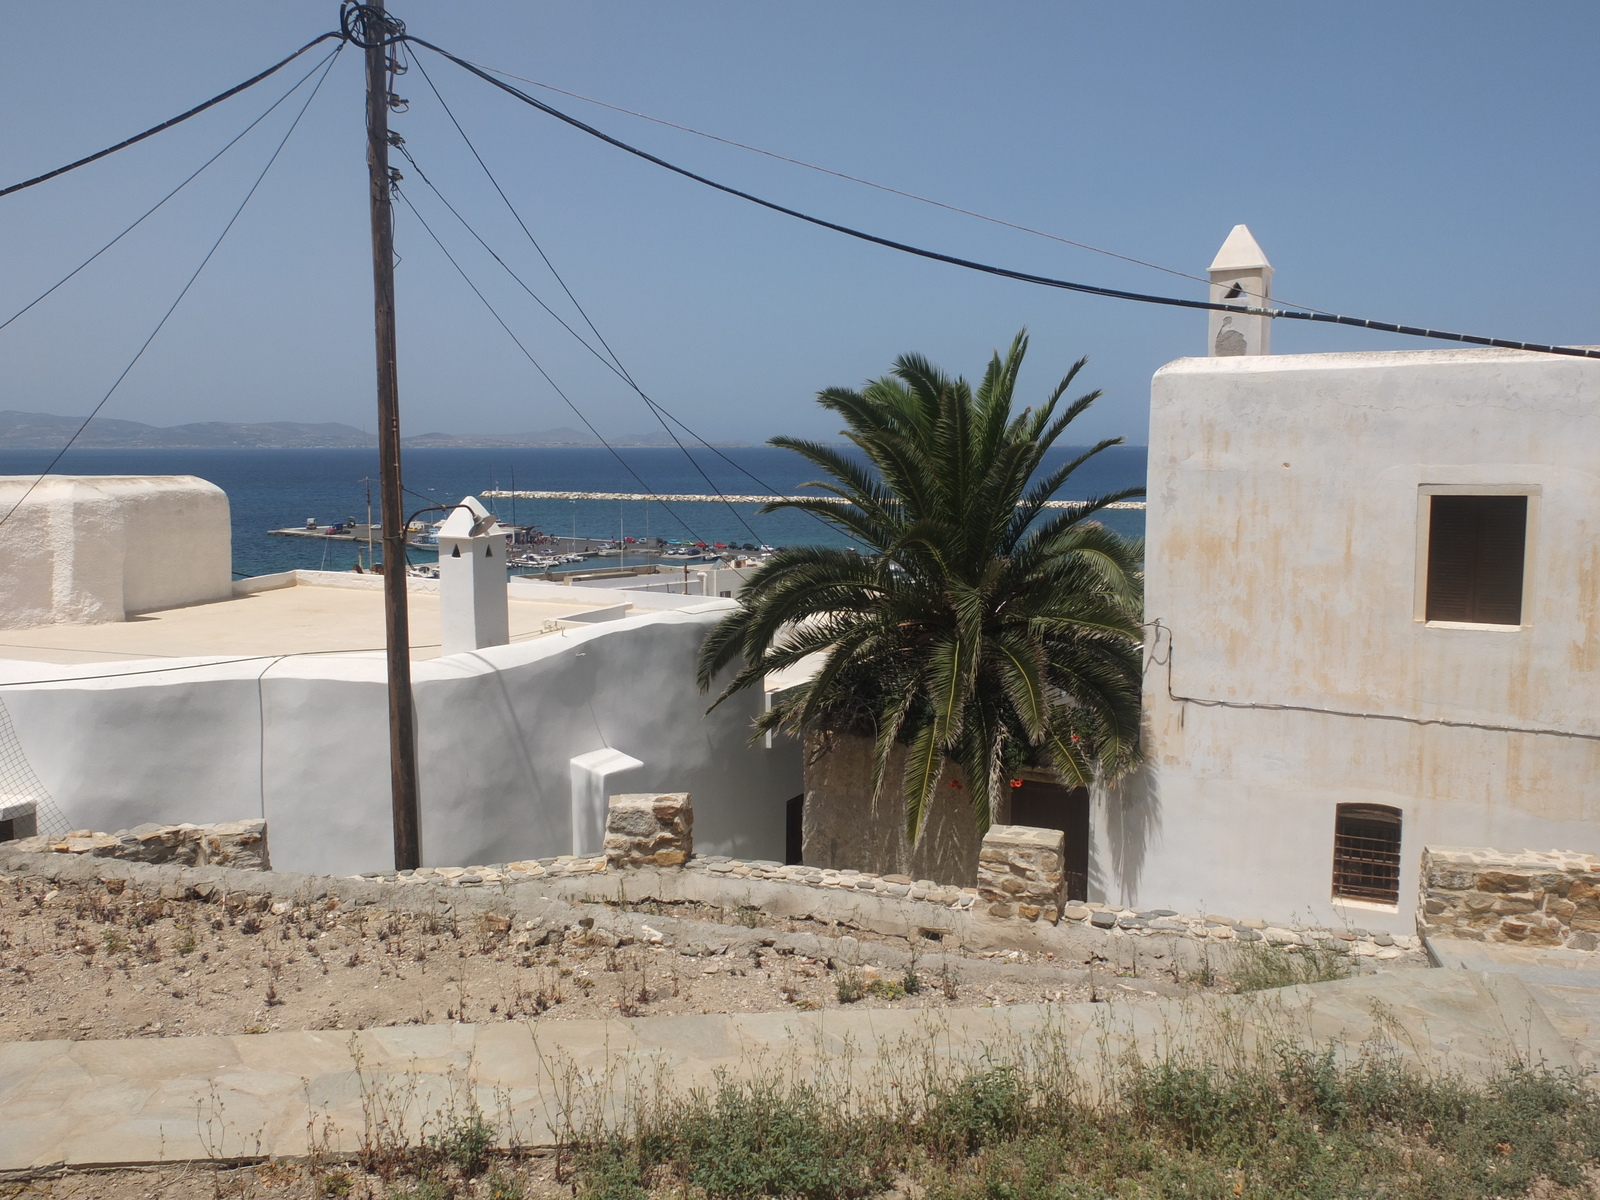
[0, 444, 1146, 577]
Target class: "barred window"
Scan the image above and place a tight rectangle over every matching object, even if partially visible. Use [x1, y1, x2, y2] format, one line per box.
[1332, 804, 1402, 905]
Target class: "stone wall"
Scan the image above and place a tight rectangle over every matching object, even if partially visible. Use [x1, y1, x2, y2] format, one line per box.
[977, 825, 1065, 922]
[605, 793, 692, 868]
[11, 820, 270, 871]
[1418, 845, 1600, 950]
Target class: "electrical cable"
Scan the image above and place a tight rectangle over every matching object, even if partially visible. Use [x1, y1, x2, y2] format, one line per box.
[0, 32, 342, 200]
[391, 134, 769, 547]
[411, 36, 1600, 363]
[0, 47, 341, 338]
[393, 186, 714, 546]
[459, 58, 1237, 297]
[1147, 621, 1600, 744]
[0, 47, 344, 535]
[401, 51, 827, 543]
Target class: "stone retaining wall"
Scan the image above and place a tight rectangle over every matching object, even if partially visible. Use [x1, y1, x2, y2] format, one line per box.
[1418, 845, 1600, 950]
[978, 825, 1064, 921]
[11, 820, 270, 871]
[605, 792, 692, 868]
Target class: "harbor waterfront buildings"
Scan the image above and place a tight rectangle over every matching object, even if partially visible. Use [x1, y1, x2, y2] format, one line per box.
[2, 229, 1595, 930]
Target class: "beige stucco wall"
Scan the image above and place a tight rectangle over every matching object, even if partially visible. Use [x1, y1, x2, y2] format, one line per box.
[0, 476, 232, 629]
[1109, 349, 1600, 933]
[801, 729, 988, 886]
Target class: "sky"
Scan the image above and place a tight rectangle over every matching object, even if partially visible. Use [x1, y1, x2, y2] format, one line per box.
[0, 2, 1595, 447]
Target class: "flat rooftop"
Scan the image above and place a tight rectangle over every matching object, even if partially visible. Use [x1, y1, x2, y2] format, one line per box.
[0, 573, 627, 665]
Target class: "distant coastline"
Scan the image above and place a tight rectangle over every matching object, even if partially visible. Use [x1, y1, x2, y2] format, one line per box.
[0, 411, 751, 451]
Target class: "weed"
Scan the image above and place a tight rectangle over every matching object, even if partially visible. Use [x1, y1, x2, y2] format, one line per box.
[430, 1108, 496, 1177]
[866, 978, 906, 1000]
[484, 1168, 524, 1200]
[316, 1168, 354, 1198]
[836, 967, 866, 1004]
[937, 961, 961, 1001]
[902, 961, 923, 995]
[176, 930, 198, 957]
[734, 905, 763, 928]
[1230, 940, 1351, 993]
[102, 929, 126, 955]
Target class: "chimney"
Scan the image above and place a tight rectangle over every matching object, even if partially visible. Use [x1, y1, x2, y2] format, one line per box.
[438, 496, 509, 656]
[1207, 224, 1273, 357]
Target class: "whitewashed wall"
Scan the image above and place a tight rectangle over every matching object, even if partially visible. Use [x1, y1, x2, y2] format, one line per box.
[0, 475, 232, 629]
[0, 603, 799, 875]
[1107, 349, 1600, 933]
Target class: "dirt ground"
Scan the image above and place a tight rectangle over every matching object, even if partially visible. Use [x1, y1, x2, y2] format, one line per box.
[0, 1158, 566, 1200]
[0, 873, 1150, 1043]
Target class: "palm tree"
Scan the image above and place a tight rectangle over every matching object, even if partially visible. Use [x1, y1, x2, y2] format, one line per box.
[696, 331, 1144, 844]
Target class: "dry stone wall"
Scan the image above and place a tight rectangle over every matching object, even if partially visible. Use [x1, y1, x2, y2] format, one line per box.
[977, 825, 1065, 922]
[604, 792, 692, 868]
[10, 820, 269, 871]
[1418, 845, 1600, 950]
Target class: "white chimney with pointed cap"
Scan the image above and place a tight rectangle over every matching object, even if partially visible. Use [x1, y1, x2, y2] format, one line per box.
[438, 495, 509, 656]
[1207, 224, 1273, 357]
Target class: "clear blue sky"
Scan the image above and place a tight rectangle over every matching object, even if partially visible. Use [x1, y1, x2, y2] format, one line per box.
[1, 2, 1595, 446]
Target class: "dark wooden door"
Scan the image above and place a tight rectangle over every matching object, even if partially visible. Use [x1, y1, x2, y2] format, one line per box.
[1009, 782, 1089, 901]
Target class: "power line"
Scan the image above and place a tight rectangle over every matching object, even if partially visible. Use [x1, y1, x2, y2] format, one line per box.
[0, 48, 344, 534]
[410, 35, 1600, 364]
[0, 32, 342, 200]
[459, 58, 1228, 294]
[401, 50, 831, 542]
[393, 186, 714, 546]
[0, 47, 341, 338]
[391, 133, 768, 547]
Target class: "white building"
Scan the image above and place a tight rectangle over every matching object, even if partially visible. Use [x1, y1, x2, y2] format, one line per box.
[0, 481, 800, 875]
[1100, 345, 1600, 933]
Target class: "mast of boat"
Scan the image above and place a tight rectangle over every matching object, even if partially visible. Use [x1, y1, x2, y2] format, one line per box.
[354, 1, 421, 870]
[362, 475, 374, 570]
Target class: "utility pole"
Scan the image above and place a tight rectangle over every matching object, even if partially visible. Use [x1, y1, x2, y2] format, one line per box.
[354, 1, 421, 870]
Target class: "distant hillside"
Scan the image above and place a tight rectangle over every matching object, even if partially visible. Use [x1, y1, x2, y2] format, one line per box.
[0, 411, 375, 449]
[0, 412, 750, 450]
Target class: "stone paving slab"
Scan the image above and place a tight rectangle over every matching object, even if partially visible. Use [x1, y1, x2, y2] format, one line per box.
[1425, 938, 1600, 1074]
[0, 967, 1573, 1176]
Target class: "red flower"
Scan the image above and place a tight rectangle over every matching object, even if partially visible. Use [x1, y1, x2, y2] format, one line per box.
[1008, 779, 1023, 789]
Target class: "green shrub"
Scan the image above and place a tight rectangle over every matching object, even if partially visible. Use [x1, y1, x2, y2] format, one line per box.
[429, 1108, 495, 1177]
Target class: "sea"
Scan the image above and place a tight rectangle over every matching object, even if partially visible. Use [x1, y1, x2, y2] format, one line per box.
[0, 445, 1147, 578]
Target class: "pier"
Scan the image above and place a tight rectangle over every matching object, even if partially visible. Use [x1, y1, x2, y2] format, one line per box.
[480, 489, 1146, 509]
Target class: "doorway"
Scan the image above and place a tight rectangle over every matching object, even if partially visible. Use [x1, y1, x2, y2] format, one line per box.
[784, 794, 804, 865]
[1008, 781, 1089, 901]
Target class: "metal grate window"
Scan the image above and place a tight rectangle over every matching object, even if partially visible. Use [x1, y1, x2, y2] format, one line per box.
[1332, 804, 1402, 904]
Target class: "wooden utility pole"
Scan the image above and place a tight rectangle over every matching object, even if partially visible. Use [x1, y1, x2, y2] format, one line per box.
[359, 1, 421, 869]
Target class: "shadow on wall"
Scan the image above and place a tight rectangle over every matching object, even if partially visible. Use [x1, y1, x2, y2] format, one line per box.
[1097, 756, 1161, 909]
[800, 728, 984, 887]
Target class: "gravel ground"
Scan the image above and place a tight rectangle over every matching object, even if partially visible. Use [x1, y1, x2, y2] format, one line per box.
[0, 873, 1137, 1042]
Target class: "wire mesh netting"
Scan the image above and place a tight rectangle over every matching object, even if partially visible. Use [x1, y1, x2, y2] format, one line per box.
[0, 695, 70, 841]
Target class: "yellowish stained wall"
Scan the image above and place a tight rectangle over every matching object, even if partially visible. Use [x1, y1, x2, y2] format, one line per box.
[1106, 350, 1600, 932]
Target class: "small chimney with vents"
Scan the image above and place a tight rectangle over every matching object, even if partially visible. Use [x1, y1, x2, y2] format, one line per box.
[438, 495, 509, 656]
[1207, 224, 1273, 357]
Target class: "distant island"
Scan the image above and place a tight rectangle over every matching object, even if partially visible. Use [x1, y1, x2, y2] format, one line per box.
[0, 411, 749, 450]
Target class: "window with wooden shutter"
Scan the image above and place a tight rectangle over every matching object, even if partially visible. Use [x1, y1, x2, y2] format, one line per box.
[1332, 804, 1402, 904]
[1425, 494, 1527, 625]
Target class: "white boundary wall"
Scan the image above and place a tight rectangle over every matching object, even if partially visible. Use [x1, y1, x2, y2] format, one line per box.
[0, 598, 799, 876]
[1099, 349, 1600, 934]
[0, 476, 232, 629]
